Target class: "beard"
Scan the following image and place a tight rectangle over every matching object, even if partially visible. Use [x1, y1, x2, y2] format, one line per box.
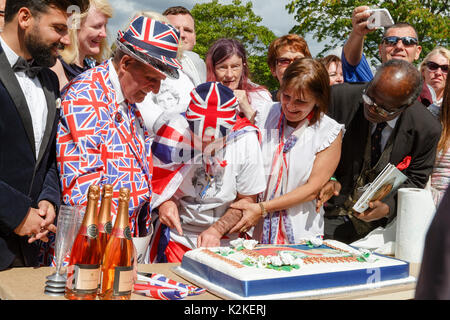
[24, 26, 64, 67]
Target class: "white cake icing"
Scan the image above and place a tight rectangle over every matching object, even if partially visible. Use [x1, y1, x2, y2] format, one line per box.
[181, 238, 407, 282]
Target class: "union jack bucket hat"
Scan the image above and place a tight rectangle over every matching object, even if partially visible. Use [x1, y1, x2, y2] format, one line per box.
[186, 82, 238, 141]
[116, 15, 182, 79]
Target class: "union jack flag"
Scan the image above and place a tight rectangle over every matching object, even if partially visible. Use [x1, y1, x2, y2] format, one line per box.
[148, 113, 194, 211]
[134, 272, 205, 300]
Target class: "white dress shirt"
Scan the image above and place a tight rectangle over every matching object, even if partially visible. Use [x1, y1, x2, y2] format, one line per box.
[0, 36, 47, 160]
[107, 59, 146, 143]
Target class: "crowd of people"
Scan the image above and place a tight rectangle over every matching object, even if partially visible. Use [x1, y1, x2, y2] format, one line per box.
[0, 0, 449, 298]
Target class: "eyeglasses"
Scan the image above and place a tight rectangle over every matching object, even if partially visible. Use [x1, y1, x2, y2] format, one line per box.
[382, 36, 418, 46]
[362, 90, 408, 117]
[276, 57, 298, 66]
[426, 61, 449, 73]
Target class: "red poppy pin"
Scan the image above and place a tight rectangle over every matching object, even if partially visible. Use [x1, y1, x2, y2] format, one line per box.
[396, 156, 411, 171]
[219, 160, 228, 168]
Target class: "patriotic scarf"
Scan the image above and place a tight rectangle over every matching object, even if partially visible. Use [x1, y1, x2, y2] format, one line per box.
[151, 82, 259, 209]
[262, 110, 314, 244]
[149, 84, 259, 262]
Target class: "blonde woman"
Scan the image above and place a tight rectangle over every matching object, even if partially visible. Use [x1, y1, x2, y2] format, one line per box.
[51, 0, 113, 89]
[430, 75, 450, 206]
[419, 46, 450, 118]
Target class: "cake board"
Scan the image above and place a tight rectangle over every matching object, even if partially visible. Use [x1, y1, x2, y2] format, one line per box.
[172, 265, 416, 300]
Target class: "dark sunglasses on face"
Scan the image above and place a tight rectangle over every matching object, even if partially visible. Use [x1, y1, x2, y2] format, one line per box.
[382, 36, 418, 46]
[426, 61, 449, 73]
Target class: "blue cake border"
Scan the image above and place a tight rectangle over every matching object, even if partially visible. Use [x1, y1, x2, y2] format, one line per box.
[181, 255, 409, 298]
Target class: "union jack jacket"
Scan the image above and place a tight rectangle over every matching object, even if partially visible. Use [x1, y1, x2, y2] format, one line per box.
[56, 60, 153, 236]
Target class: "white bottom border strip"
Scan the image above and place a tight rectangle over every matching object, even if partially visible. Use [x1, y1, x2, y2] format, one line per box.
[172, 266, 416, 300]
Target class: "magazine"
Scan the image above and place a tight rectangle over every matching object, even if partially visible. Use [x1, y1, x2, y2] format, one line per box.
[352, 163, 407, 213]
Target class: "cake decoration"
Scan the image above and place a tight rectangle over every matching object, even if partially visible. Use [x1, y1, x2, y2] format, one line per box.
[208, 238, 378, 271]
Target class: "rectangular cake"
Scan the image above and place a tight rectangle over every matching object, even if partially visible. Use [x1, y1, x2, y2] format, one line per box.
[175, 238, 412, 299]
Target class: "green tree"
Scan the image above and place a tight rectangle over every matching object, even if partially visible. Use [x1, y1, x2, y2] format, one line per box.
[191, 0, 278, 91]
[286, 0, 449, 65]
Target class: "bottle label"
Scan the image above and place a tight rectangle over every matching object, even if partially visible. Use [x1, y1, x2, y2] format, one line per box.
[78, 224, 99, 239]
[113, 266, 133, 296]
[67, 264, 101, 294]
[99, 221, 113, 234]
[111, 226, 132, 240]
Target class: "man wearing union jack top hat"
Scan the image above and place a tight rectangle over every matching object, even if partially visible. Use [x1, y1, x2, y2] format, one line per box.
[49, 15, 183, 265]
[149, 81, 266, 263]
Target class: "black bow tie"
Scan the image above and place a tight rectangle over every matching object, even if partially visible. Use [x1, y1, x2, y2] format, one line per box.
[12, 57, 42, 78]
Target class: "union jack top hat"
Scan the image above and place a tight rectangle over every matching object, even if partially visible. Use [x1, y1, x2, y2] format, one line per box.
[186, 82, 239, 141]
[116, 15, 182, 79]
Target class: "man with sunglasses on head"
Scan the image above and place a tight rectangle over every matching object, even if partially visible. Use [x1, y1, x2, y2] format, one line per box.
[320, 59, 441, 244]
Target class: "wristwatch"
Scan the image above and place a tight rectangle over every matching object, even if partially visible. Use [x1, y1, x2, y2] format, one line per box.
[258, 202, 268, 218]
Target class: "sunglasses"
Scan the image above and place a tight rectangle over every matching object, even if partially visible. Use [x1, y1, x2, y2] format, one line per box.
[276, 57, 298, 66]
[382, 36, 418, 46]
[426, 61, 449, 73]
[362, 90, 408, 117]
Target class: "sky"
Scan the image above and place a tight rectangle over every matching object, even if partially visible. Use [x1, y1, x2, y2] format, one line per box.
[106, 0, 336, 57]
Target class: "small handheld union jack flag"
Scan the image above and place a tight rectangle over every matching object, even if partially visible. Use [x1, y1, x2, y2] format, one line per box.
[186, 81, 238, 141]
[134, 272, 205, 300]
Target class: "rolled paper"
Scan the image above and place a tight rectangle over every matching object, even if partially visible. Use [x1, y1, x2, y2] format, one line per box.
[396, 188, 436, 263]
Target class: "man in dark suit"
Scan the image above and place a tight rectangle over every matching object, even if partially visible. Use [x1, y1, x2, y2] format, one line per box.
[0, 0, 88, 270]
[319, 59, 441, 244]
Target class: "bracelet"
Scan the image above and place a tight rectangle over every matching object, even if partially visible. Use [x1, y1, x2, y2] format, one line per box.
[258, 202, 268, 218]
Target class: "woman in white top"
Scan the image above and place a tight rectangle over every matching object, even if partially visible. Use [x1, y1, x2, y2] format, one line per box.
[229, 58, 344, 244]
[205, 38, 272, 124]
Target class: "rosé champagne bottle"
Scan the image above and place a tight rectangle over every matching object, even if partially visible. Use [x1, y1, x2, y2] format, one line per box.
[65, 185, 102, 300]
[98, 184, 113, 256]
[99, 187, 134, 300]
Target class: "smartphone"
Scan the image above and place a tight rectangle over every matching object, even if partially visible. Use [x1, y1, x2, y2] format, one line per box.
[366, 8, 394, 29]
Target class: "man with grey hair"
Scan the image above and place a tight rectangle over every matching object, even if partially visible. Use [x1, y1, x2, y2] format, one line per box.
[56, 15, 182, 253]
[319, 59, 442, 244]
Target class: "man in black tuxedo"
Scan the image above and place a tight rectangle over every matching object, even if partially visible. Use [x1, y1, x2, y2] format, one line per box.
[0, 0, 88, 270]
[319, 59, 441, 244]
